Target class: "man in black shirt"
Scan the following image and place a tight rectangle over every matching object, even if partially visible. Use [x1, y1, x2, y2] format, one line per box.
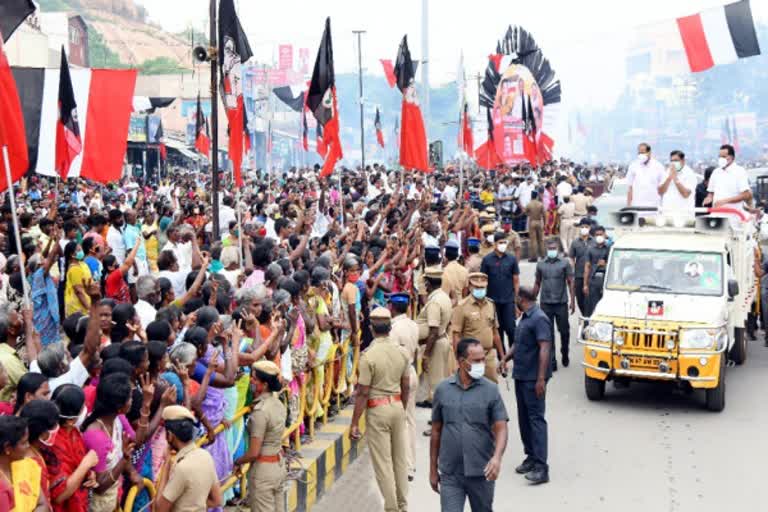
[583, 226, 610, 317]
[503, 286, 552, 484]
[695, 166, 715, 208]
[568, 218, 594, 316]
[534, 239, 575, 369]
[480, 232, 520, 352]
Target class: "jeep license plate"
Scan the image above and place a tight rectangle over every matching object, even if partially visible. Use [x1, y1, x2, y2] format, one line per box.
[628, 356, 662, 369]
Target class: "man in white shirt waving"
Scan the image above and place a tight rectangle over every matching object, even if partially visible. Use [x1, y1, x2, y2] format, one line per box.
[659, 150, 697, 213]
[704, 144, 752, 217]
[626, 143, 665, 208]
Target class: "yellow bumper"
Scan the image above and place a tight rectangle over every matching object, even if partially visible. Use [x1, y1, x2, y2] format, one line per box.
[582, 347, 722, 389]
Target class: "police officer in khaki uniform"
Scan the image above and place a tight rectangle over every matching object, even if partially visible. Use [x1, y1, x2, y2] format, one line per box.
[442, 239, 468, 305]
[465, 238, 483, 273]
[233, 361, 287, 512]
[388, 293, 420, 482]
[156, 406, 222, 512]
[451, 273, 505, 383]
[351, 307, 411, 512]
[479, 224, 497, 258]
[417, 245, 443, 305]
[417, 268, 453, 411]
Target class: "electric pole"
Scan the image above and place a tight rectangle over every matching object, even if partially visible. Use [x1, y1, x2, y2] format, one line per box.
[353, 30, 366, 171]
[209, 0, 220, 239]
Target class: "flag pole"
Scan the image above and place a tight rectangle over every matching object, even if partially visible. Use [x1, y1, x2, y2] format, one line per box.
[1, 146, 30, 307]
[209, 0, 221, 239]
[338, 167, 344, 229]
[353, 30, 366, 172]
[237, 146, 245, 271]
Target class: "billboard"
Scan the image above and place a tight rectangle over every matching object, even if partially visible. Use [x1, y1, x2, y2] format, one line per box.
[128, 114, 147, 142]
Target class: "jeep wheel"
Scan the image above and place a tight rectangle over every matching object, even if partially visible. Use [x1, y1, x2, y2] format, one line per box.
[705, 357, 726, 412]
[585, 375, 606, 401]
[729, 327, 747, 365]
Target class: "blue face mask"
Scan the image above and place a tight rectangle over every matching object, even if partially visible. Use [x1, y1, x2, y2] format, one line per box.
[472, 288, 487, 300]
[547, 250, 558, 259]
[75, 250, 85, 261]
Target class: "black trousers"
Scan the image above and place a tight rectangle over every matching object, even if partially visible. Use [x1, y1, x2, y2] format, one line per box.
[541, 302, 570, 361]
[440, 474, 495, 512]
[495, 301, 517, 353]
[574, 277, 587, 316]
[585, 273, 605, 317]
[514, 380, 548, 470]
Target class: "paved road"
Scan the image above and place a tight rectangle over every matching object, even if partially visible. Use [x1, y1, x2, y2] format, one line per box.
[313, 261, 768, 512]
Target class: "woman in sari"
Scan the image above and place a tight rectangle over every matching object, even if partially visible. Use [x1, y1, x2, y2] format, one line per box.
[183, 316, 239, 512]
[18, 399, 60, 505]
[0, 416, 47, 512]
[543, 182, 558, 236]
[81, 373, 143, 512]
[50, 384, 99, 512]
[30, 237, 61, 347]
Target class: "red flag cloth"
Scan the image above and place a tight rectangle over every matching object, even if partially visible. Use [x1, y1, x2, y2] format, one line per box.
[375, 107, 384, 148]
[400, 98, 428, 172]
[537, 133, 554, 163]
[79, 69, 136, 184]
[159, 143, 167, 160]
[194, 94, 209, 156]
[474, 140, 501, 170]
[227, 96, 245, 187]
[0, 37, 28, 192]
[319, 87, 341, 178]
[461, 103, 473, 154]
[380, 59, 397, 88]
[55, 47, 82, 179]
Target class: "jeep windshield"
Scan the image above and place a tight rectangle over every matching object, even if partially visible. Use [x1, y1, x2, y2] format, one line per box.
[605, 249, 723, 297]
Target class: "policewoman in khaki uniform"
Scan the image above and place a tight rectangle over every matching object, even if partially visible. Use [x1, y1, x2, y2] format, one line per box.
[156, 406, 222, 512]
[451, 273, 506, 383]
[388, 293, 420, 481]
[417, 268, 454, 405]
[233, 361, 287, 512]
[351, 307, 411, 512]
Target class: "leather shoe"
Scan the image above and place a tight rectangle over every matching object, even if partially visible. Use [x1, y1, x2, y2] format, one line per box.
[416, 401, 433, 409]
[515, 459, 536, 474]
[525, 468, 550, 485]
[551, 361, 558, 372]
[562, 354, 570, 367]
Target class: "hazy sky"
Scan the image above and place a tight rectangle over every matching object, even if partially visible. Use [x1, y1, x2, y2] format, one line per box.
[136, 0, 768, 108]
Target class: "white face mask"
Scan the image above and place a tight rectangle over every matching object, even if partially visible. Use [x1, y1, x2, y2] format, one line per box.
[485, 235, 494, 244]
[580, 227, 590, 236]
[718, 157, 728, 169]
[468, 362, 485, 380]
[75, 406, 87, 429]
[496, 243, 508, 253]
[595, 235, 605, 245]
[637, 153, 649, 163]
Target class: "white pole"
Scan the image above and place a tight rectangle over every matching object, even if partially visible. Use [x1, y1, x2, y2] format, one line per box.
[338, 168, 344, 229]
[1, 146, 30, 307]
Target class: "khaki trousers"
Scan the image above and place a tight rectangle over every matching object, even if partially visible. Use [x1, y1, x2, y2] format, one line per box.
[529, 220, 545, 259]
[247, 460, 287, 512]
[484, 349, 498, 383]
[559, 218, 574, 254]
[405, 367, 418, 477]
[427, 336, 452, 400]
[367, 402, 409, 512]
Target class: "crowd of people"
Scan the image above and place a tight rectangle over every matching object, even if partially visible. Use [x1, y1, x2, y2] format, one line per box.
[0, 143, 763, 511]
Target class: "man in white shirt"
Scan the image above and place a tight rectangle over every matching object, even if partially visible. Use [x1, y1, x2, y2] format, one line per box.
[106, 209, 126, 264]
[135, 275, 159, 329]
[660, 150, 697, 213]
[704, 144, 752, 217]
[626, 143, 665, 208]
[219, 197, 237, 236]
[556, 177, 573, 205]
[518, 177, 534, 209]
[161, 226, 194, 272]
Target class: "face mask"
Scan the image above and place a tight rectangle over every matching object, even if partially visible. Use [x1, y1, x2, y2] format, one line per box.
[39, 424, 59, 447]
[75, 406, 87, 428]
[468, 362, 485, 380]
[496, 243, 508, 253]
[347, 272, 360, 283]
[485, 235, 494, 244]
[547, 250, 558, 259]
[75, 250, 85, 261]
[672, 161, 682, 171]
[638, 153, 649, 163]
[718, 157, 728, 169]
[595, 235, 605, 245]
[580, 227, 590, 236]
[472, 288, 487, 300]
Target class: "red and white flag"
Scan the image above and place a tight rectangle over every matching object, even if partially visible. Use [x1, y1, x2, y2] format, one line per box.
[11, 66, 136, 183]
[55, 47, 81, 179]
[676, 0, 761, 72]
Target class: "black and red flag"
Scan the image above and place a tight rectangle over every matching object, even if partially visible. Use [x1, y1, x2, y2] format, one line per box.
[218, 0, 252, 187]
[460, 101, 473, 154]
[316, 123, 326, 158]
[1, 0, 35, 43]
[307, 17, 342, 178]
[522, 94, 538, 167]
[194, 93, 210, 156]
[394, 35, 428, 172]
[156, 119, 167, 160]
[55, 47, 81, 180]
[0, 33, 28, 192]
[474, 107, 502, 170]
[375, 107, 384, 148]
[302, 109, 309, 152]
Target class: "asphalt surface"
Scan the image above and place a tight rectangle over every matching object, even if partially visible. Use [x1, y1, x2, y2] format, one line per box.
[313, 261, 767, 511]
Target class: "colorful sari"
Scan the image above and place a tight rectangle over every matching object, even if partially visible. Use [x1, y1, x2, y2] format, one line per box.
[9, 458, 41, 512]
[199, 345, 231, 512]
[288, 314, 308, 430]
